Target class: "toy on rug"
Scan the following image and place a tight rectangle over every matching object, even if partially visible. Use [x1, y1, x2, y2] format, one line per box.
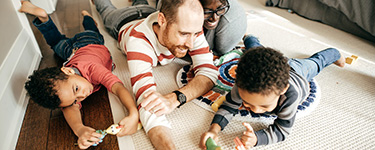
[176, 48, 321, 120]
[345, 54, 359, 64]
[206, 137, 222, 150]
[211, 95, 226, 112]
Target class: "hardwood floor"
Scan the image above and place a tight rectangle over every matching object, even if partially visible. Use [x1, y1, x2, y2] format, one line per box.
[16, 0, 118, 149]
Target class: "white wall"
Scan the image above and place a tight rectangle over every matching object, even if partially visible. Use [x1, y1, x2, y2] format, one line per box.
[0, 0, 42, 149]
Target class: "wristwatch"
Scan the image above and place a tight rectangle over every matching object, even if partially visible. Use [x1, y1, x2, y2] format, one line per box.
[173, 90, 186, 108]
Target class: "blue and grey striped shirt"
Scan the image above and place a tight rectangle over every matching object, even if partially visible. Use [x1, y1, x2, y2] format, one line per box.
[211, 70, 309, 146]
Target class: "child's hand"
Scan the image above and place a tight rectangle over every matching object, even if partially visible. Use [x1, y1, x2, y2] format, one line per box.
[76, 126, 103, 149]
[117, 114, 139, 136]
[241, 122, 257, 149]
[199, 130, 218, 149]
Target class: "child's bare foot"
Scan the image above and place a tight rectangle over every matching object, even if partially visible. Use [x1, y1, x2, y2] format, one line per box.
[334, 53, 345, 67]
[19, 1, 49, 23]
[81, 10, 98, 26]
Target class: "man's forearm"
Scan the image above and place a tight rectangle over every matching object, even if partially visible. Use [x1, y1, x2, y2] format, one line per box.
[178, 75, 214, 102]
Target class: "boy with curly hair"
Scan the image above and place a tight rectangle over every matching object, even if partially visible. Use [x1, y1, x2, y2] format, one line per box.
[200, 35, 345, 149]
[20, 1, 138, 149]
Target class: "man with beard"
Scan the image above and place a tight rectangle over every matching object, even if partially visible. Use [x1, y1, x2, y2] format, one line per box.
[93, 0, 218, 149]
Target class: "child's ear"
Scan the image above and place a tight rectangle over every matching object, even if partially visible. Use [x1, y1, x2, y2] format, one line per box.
[280, 84, 289, 95]
[60, 67, 75, 75]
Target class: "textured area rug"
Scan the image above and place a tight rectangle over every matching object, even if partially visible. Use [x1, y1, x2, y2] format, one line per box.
[90, 0, 375, 149]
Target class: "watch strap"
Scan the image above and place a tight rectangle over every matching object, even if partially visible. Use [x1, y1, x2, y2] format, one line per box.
[173, 90, 186, 108]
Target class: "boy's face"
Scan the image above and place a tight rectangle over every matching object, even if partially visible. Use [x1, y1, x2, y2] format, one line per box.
[56, 68, 93, 108]
[238, 88, 281, 114]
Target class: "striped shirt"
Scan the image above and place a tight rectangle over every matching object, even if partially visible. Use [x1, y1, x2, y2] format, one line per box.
[118, 12, 218, 104]
[212, 70, 309, 146]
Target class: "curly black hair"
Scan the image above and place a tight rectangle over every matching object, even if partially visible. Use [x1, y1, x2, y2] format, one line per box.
[236, 47, 290, 95]
[24, 67, 68, 109]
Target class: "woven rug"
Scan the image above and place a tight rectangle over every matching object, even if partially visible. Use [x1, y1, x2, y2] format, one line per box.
[90, 0, 375, 149]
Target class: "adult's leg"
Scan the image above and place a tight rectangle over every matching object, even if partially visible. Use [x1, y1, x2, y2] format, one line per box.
[289, 48, 344, 81]
[132, 0, 149, 6]
[92, 0, 156, 39]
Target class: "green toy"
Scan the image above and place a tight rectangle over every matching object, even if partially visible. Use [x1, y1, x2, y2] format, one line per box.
[206, 137, 222, 150]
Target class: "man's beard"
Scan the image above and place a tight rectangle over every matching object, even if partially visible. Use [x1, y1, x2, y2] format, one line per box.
[162, 24, 189, 58]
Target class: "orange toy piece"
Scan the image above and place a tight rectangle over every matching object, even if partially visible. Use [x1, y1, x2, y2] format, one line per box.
[234, 136, 246, 150]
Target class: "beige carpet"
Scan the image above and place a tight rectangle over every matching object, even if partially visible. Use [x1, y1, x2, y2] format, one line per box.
[91, 0, 375, 149]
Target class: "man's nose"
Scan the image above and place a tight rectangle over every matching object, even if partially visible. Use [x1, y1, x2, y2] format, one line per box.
[185, 35, 194, 49]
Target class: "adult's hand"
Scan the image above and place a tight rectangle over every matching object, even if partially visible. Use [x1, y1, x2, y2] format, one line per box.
[140, 90, 179, 116]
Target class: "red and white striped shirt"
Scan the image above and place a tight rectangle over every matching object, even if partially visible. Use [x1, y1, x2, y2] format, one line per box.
[118, 12, 218, 104]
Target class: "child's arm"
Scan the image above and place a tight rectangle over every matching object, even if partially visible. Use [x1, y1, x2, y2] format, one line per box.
[62, 105, 102, 149]
[252, 94, 299, 146]
[199, 123, 221, 149]
[110, 82, 139, 136]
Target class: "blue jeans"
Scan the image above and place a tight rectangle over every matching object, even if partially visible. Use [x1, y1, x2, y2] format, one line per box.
[243, 35, 341, 81]
[93, 0, 156, 39]
[288, 48, 340, 81]
[33, 16, 104, 60]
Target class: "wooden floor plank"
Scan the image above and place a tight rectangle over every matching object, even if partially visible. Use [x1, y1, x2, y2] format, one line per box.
[15, 100, 50, 150]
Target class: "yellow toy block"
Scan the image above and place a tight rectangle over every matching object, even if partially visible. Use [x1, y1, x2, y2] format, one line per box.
[345, 55, 359, 65]
[345, 57, 355, 64]
[212, 96, 226, 112]
[351, 55, 358, 60]
[137, 122, 143, 130]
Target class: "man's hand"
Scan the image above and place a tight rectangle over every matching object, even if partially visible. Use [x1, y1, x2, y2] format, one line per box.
[117, 114, 139, 136]
[76, 126, 103, 149]
[140, 90, 179, 116]
[241, 123, 257, 149]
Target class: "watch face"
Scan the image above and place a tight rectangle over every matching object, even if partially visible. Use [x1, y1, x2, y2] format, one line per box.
[178, 94, 186, 102]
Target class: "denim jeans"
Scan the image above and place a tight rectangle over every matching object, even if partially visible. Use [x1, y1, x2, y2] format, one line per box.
[243, 35, 263, 50]
[33, 16, 104, 60]
[288, 48, 340, 81]
[243, 35, 341, 81]
[93, 0, 156, 39]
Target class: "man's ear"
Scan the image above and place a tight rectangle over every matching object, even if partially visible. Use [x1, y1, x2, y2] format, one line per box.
[280, 84, 290, 95]
[157, 12, 166, 27]
[60, 67, 75, 75]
